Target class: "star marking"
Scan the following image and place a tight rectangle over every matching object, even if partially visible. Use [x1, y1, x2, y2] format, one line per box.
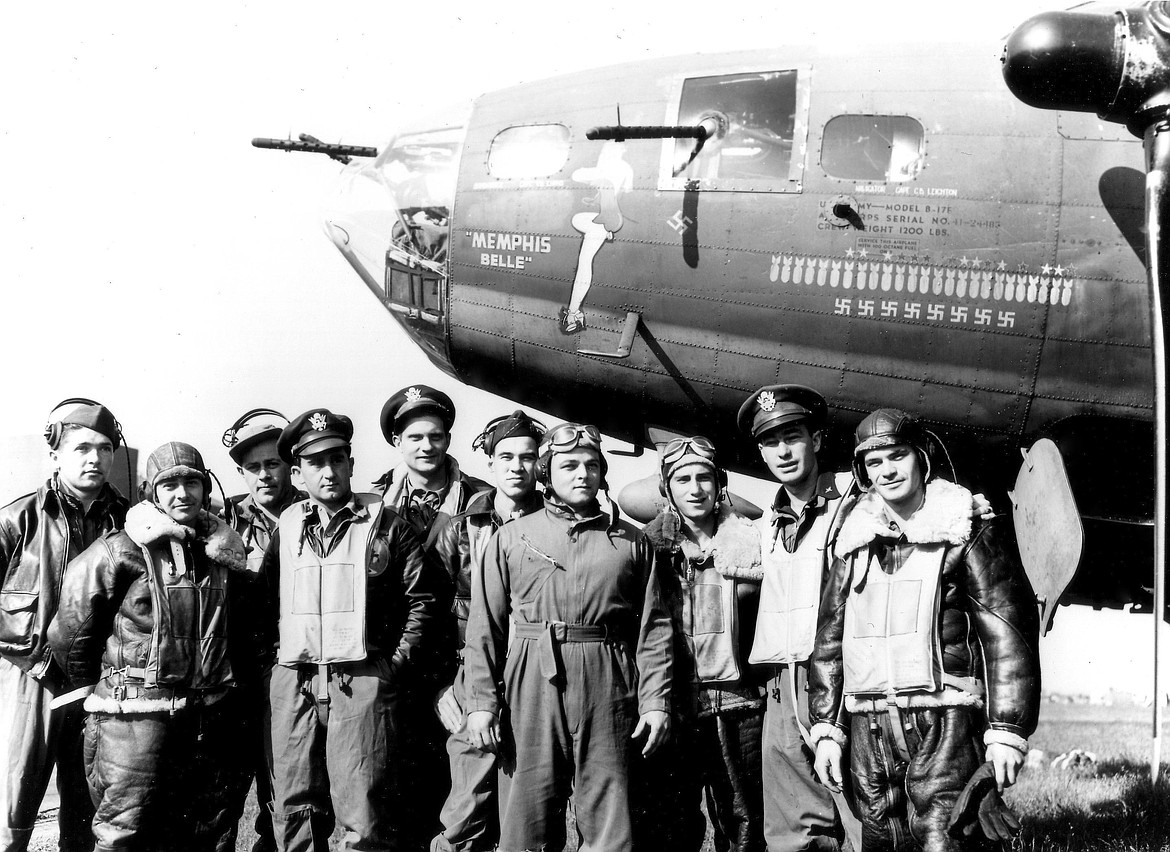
[858, 248, 868, 258]
[1054, 264, 1065, 276]
[996, 260, 1007, 271]
[845, 247, 855, 258]
[1041, 263, 1052, 275]
[959, 256, 970, 267]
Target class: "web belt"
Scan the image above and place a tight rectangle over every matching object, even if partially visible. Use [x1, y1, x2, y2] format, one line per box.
[513, 621, 611, 683]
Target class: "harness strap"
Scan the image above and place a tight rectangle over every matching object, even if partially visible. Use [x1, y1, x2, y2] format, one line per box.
[885, 695, 914, 764]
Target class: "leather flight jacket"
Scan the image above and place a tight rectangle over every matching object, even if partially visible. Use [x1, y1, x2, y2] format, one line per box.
[0, 479, 127, 677]
[49, 503, 254, 711]
[809, 480, 1041, 743]
[374, 457, 488, 660]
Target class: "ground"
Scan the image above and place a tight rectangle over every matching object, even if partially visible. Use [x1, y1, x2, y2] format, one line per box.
[28, 700, 1170, 851]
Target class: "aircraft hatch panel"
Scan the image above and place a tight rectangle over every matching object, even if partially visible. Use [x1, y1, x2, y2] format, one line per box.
[1010, 439, 1085, 634]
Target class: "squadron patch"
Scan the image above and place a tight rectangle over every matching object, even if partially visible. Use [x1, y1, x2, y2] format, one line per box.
[758, 391, 776, 412]
[309, 412, 328, 432]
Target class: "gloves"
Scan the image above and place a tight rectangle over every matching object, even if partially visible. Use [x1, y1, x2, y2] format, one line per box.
[947, 762, 1022, 841]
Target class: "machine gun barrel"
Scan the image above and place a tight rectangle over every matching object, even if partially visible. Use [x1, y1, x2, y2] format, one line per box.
[586, 124, 709, 141]
[251, 136, 378, 163]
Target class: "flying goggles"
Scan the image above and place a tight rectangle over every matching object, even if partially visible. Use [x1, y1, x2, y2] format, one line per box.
[661, 436, 717, 466]
[540, 423, 602, 455]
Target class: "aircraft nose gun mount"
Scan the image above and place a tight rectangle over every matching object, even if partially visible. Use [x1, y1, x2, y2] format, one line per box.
[1003, 1, 1170, 782]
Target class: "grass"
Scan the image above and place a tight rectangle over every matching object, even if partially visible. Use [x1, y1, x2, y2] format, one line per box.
[29, 700, 1170, 851]
[1005, 701, 1170, 851]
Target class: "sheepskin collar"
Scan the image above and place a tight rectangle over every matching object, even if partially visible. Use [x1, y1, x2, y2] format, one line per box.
[834, 478, 973, 557]
[377, 455, 473, 518]
[124, 501, 247, 571]
[645, 503, 763, 582]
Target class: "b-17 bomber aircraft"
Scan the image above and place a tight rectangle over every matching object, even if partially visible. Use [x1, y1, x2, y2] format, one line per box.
[255, 4, 1169, 666]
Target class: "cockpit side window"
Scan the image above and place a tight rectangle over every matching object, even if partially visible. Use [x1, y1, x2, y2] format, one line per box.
[658, 67, 810, 192]
[820, 115, 924, 183]
[489, 124, 571, 178]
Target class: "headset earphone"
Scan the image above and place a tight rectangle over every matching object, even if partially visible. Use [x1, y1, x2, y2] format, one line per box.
[45, 397, 132, 498]
[44, 397, 123, 450]
[472, 412, 549, 455]
[221, 407, 289, 450]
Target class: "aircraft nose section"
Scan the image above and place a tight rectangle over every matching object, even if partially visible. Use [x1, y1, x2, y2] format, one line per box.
[1003, 4, 1170, 133]
[321, 163, 399, 290]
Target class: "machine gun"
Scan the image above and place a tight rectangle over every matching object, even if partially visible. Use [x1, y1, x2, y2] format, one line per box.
[251, 133, 377, 165]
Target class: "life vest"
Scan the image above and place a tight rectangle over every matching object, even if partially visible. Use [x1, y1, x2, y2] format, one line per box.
[749, 482, 853, 666]
[277, 495, 384, 666]
[140, 537, 233, 690]
[841, 543, 946, 696]
[682, 559, 741, 684]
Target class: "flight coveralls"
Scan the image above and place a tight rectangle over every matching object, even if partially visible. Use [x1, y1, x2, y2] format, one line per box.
[261, 493, 447, 852]
[463, 498, 673, 852]
[48, 502, 257, 852]
[635, 504, 765, 852]
[809, 479, 1041, 852]
[374, 456, 487, 844]
[751, 472, 854, 852]
[223, 488, 306, 852]
[430, 487, 543, 852]
[0, 477, 127, 852]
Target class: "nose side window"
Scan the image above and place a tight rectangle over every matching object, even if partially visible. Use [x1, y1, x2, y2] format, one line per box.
[820, 115, 924, 183]
[658, 66, 810, 193]
[488, 124, 571, 179]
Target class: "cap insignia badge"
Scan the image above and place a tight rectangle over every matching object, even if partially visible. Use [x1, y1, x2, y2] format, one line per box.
[309, 412, 328, 432]
[759, 391, 776, 412]
[405, 387, 423, 404]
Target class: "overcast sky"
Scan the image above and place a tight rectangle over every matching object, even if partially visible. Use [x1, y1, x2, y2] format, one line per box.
[0, 1, 1159, 702]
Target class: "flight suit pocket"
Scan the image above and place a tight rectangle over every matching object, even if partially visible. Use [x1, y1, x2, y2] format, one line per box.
[850, 584, 889, 639]
[887, 580, 922, 636]
[291, 565, 321, 614]
[687, 583, 724, 636]
[321, 563, 356, 613]
[514, 547, 559, 613]
[0, 590, 38, 649]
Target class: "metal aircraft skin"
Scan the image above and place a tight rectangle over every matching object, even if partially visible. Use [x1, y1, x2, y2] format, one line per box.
[312, 36, 1157, 616]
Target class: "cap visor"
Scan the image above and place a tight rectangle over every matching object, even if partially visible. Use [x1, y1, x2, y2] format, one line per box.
[395, 400, 451, 427]
[228, 430, 280, 464]
[294, 435, 350, 461]
[752, 411, 811, 437]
